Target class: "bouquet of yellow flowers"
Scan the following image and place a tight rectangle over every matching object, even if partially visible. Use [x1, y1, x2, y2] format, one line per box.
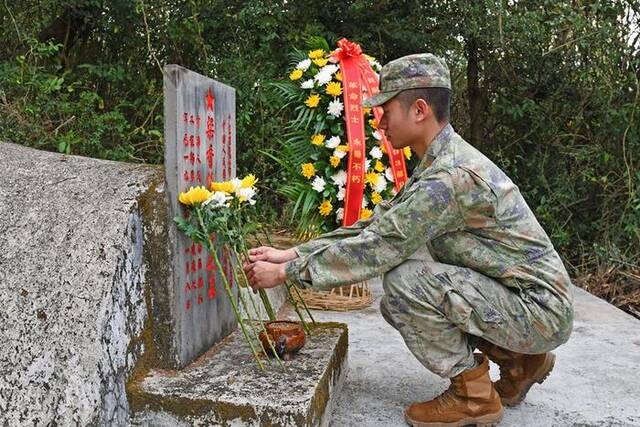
[271, 38, 411, 237]
[175, 175, 313, 370]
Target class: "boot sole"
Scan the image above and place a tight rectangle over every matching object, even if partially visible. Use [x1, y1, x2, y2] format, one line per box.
[501, 352, 556, 407]
[404, 408, 504, 427]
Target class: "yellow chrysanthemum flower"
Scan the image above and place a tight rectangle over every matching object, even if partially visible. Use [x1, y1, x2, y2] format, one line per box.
[301, 163, 316, 179]
[365, 172, 379, 187]
[360, 208, 373, 220]
[374, 160, 385, 172]
[178, 192, 191, 205]
[319, 200, 333, 216]
[179, 186, 211, 206]
[305, 94, 321, 108]
[210, 181, 234, 193]
[312, 58, 329, 67]
[363, 107, 372, 115]
[336, 145, 349, 152]
[325, 81, 343, 97]
[369, 118, 378, 129]
[329, 156, 341, 167]
[335, 71, 343, 81]
[380, 143, 387, 154]
[371, 192, 383, 205]
[311, 134, 325, 146]
[404, 146, 412, 160]
[308, 49, 325, 59]
[289, 69, 303, 81]
[240, 174, 258, 188]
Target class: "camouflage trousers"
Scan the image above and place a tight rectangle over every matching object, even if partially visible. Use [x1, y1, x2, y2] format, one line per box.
[379, 247, 573, 378]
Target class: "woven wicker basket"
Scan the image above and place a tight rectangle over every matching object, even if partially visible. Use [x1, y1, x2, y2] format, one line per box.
[291, 282, 374, 311]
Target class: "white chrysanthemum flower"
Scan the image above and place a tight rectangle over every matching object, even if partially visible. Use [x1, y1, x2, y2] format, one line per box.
[315, 71, 332, 86]
[311, 176, 326, 193]
[204, 191, 233, 208]
[336, 207, 344, 221]
[370, 146, 383, 159]
[385, 167, 395, 183]
[325, 135, 341, 149]
[319, 64, 339, 75]
[336, 186, 346, 201]
[331, 170, 347, 187]
[327, 99, 344, 117]
[362, 196, 369, 208]
[301, 79, 314, 89]
[230, 178, 242, 192]
[373, 174, 387, 193]
[297, 58, 311, 71]
[365, 159, 371, 170]
[334, 148, 347, 159]
[372, 130, 382, 140]
[236, 187, 257, 205]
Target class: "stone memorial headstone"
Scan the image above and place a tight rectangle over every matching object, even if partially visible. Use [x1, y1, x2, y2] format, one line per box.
[164, 64, 237, 367]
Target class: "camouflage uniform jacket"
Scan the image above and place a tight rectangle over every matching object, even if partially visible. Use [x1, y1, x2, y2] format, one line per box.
[285, 124, 573, 315]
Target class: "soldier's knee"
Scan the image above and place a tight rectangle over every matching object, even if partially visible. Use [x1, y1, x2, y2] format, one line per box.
[382, 267, 399, 295]
[379, 295, 398, 328]
[382, 259, 421, 295]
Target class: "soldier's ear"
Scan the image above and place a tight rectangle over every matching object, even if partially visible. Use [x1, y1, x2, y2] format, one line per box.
[414, 98, 430, 122]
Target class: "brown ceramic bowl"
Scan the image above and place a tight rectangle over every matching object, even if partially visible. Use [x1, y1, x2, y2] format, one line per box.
[259, 320, 306, 360]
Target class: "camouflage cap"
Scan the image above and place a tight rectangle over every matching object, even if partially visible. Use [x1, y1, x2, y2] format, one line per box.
[362, 53, 451, 107]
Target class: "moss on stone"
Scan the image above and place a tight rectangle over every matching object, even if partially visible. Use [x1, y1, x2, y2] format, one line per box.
[126, 169, 176, 412]
[127, 322, 348, 425]
[306, 323, 349, 426]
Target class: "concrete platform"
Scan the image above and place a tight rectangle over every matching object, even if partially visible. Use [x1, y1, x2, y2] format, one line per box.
[128, 322, 348, 426]
[280, 280, 640, 426]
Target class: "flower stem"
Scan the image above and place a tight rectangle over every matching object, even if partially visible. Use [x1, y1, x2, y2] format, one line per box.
[229, 247, 286, 370]
[195, 208, 265, 370]
[258, 228, 316, 325]
[237, 234, 276, 322]
[223, 249, 272, 364]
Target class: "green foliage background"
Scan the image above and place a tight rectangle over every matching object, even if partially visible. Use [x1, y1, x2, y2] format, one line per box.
[1, 0, 638, 278]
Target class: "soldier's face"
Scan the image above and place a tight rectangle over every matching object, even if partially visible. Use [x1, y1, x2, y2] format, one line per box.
[378, 98, 416, 149]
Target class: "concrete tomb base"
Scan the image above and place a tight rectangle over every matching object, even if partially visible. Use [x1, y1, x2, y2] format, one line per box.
[128, 322, 348, 426]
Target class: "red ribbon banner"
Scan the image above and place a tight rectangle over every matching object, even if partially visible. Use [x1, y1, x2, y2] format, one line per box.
[333, 38, 408, 226]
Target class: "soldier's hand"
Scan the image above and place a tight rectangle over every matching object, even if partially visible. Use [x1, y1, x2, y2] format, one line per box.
[248, 246, 297, 264]
[243, 261, 286, 292]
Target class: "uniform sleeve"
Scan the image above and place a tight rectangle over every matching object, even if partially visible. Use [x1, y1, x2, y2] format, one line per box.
[291, 217, 374, 258]
[285, 170, 463, 290]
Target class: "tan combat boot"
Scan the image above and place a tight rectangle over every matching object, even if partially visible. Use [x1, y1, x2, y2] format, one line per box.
[477, 340, 555, 406]
[404, 355, 503, 427]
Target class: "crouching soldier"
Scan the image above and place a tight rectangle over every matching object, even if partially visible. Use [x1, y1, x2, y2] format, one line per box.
[245, 53, 573, 427]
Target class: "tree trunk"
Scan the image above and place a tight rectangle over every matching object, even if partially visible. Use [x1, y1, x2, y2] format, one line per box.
[466, 37, 484, 151]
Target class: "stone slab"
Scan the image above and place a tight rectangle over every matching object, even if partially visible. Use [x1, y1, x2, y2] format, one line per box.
[163, 64, 238, 368]
[0, 141, 163, 425]
[282, 280, 640, 426]
[128, 323, 348, 426]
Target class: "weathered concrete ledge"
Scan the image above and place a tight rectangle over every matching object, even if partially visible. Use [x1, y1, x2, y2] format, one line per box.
[0, 141, 164, 425]
[128, 322, 349, 426]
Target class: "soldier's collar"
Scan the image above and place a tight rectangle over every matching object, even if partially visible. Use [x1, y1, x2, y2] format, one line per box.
[414, 124, 454, 173]
[426, 123, 453, 158]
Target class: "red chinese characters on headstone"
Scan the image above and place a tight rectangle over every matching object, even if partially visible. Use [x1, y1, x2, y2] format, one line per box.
[221, 119, 228, 180]
[206, 116, 215, 141]
[226, 114, 233, 179]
